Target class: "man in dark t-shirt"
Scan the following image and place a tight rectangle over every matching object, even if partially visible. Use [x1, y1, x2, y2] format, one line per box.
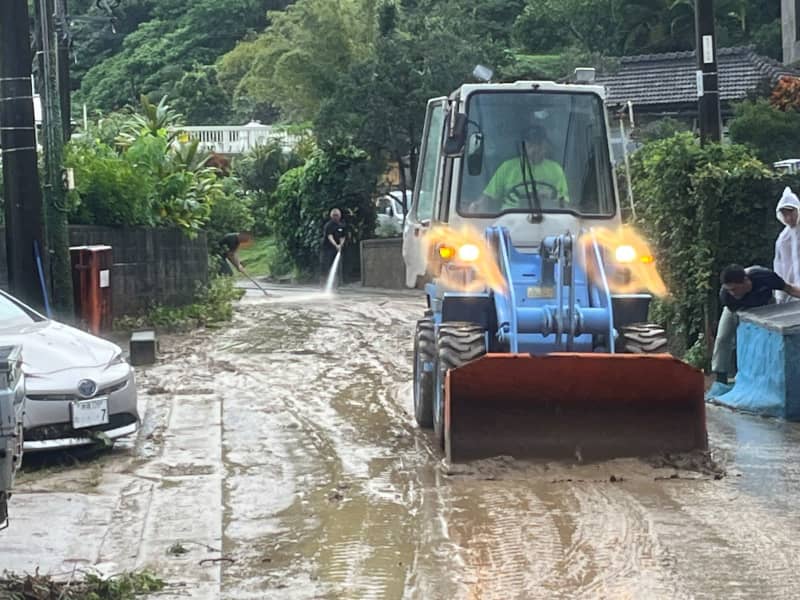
[710, 264, 800, 395]
[320, 208, 346, 284]
[218, 232, 252, 276]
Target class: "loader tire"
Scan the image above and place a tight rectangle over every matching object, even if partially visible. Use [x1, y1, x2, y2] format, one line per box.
[434, 323, 488, 448]
[413, 317, 436, 428]
[618, 323, 669, 354]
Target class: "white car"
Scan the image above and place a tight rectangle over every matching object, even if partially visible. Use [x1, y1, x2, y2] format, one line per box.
[375, 190, 411, 234]
[0, 290, 139, 451]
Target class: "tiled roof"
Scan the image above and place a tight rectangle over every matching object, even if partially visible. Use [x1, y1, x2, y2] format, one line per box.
[597, 46, 798, 107]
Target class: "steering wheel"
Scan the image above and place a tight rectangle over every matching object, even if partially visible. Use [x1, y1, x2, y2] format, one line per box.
[503, 181, 561, 209]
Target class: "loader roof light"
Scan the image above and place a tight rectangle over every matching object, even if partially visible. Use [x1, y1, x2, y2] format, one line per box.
[438, 244, 457, 261]
[639, 254, 655, 264]
[615, 245, 637, 264]
[457, 244, 480, 262]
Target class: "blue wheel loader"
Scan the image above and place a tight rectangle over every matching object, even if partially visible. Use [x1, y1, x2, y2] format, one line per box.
[402, 76, 706, 462]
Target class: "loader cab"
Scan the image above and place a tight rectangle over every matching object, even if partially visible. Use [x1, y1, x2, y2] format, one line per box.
[403, 81, 622, 289]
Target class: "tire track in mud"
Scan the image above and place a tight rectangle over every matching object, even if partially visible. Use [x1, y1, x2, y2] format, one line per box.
[538, 483, 689, 599]
[445, 486, 563, 600]
[652, 479, 800, 598]
[216, 294, 437, 599]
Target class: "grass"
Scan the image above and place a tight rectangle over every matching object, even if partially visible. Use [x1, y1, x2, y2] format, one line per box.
[238, 236, 278, 279]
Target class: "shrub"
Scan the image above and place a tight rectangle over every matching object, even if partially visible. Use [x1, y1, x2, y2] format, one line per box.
[204, 176, 255, 255]
[269, 144, 378, 278]
[65, 96, 224, 237]
[233, 139, 305, 236]
[66, 138, 156, 227]
[114, 274, 243, 332]
[630, 132, 791, 366]
[728, 99, 800, 164]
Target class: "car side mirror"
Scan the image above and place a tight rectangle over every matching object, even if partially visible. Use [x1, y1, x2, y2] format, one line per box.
[467, 132, 484, 176]
[385, 206, 393, 216]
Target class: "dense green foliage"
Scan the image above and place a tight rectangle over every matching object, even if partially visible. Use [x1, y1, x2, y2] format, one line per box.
[629, 133, 800, 365]
[728, 100, 800, 164]
[65, 96, 223, 236]
[232, 140, 307, 235]
[71, 0, 783, 126]
[270, 144, 378, 277]
[73, 0, 293, 123]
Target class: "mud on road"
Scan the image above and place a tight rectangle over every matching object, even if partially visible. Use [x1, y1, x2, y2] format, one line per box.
[4, 285, 800, 599]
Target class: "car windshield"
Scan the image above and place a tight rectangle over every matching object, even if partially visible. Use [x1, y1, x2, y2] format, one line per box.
[0, 292, 41, 328]
[459, 90, 615, 218]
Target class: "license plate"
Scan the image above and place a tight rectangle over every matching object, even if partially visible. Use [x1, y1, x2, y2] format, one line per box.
[527, 286, 555, 298]
[71, 397, 109, 429]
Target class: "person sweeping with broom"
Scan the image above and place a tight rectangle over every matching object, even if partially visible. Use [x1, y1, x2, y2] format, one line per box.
[218, 232, 271, 296]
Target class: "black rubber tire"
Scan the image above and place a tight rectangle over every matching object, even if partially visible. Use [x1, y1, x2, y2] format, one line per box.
[618, 323, 669, 354]
[434, 322, 488, 448]
[413, 317, 436, 428]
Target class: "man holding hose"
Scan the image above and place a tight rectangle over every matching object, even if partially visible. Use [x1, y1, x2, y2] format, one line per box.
[320, 208, 346, 287]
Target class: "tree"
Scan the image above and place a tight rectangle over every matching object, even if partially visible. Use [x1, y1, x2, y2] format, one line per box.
[728, 100, 800, 164]
[218, 0, 373, 122]
[76, 0, 287, 121]
[270, 143, 378, 277]
[315, 1, 503, 187]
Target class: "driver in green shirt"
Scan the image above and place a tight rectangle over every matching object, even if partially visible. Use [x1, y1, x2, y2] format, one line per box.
[473, 125, 569, 213]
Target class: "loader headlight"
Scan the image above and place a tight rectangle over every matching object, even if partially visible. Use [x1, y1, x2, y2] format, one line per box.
[615, 245, 637, 263]
[456, 244, 480, 262]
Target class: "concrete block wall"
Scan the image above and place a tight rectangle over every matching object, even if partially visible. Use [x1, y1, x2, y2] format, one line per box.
[1, 227, 208, 317]
[360, 237, 406, 290]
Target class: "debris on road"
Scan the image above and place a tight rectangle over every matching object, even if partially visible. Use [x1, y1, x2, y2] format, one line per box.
[0, 569, 164, 600]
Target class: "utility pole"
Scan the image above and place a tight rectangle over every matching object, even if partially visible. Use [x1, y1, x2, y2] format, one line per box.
[35, 0, 74, 315]
[696, 0, 722, 144]
[56, 0, 72, 141]
[0, 0, 49, 309]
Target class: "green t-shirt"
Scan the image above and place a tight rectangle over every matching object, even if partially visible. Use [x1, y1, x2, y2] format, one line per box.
[483, 158, 570, 209]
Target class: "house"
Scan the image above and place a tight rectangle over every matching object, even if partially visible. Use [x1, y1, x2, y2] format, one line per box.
[597, 47, 798, 126]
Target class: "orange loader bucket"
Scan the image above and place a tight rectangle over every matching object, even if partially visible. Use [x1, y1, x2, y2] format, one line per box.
[444, 353, 706, 463]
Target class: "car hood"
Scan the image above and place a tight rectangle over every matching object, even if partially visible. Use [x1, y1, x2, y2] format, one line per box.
[0, 320, 120, 376]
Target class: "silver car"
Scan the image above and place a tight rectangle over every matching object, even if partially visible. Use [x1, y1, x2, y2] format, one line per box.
[0, 290, 139, 452]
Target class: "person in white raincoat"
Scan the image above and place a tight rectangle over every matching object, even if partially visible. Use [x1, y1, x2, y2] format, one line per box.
[774, 186, 800, 303]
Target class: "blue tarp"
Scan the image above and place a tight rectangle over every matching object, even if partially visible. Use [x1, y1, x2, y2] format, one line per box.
[707, 304, 800, 420]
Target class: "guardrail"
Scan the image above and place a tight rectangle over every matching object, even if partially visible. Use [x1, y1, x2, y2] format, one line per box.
[181, 124, 301, 155]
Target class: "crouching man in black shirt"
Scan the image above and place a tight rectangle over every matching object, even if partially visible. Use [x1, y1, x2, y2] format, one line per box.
[710, 264, 800, 392]
[218, 232, 252, 276]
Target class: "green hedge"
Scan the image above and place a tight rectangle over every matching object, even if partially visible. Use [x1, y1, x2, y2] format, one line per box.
[630, 132, 800, 366]
[270, 144, 377, 278]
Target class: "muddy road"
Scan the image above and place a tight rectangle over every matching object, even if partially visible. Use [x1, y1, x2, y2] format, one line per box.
[4, 285, 800, 599]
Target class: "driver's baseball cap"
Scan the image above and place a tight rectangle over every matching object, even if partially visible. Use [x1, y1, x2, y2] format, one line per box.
[523, 124, 548, 144]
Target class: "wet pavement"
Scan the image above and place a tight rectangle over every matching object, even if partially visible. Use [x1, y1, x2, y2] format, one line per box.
[3, 284, 800, 598]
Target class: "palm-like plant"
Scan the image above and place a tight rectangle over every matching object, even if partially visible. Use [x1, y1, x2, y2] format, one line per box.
[116, 95, 186, 149]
